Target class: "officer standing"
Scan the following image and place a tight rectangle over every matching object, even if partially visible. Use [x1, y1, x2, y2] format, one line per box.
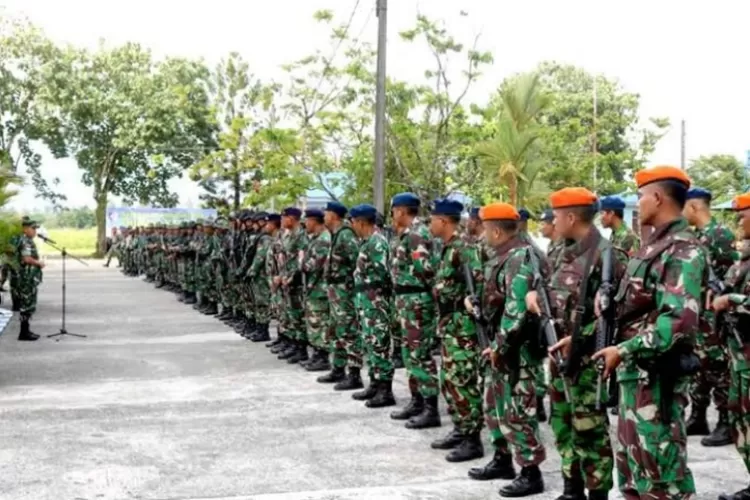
[276, 208, 308, 363]
[594, 165, 704, 499]
[599, 196, 640, 256]
[16, 217, 44, 341]
[540, 208, 563, 265]
[248, 213, 280, 343]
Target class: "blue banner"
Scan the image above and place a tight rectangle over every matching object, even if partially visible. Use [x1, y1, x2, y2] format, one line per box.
[106, 207, 217, 232]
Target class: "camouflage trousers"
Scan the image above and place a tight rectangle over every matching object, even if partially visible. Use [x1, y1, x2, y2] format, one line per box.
[252, 280, 271, 324]
[355, 294, 393, 382]
[485, 364, 546, 467]
[14, 277, 39, 316]
[535, 361, 548, 398]
[616, 374, 695, 498]
[328, 283, 362, 369]
[305, 296, 329, 350]
[184, 260, 196, 293]
[728, 369, 750, 474]
[550, 361, 613, 492]
[395, 294, 438, 398]
[690, 327, 730, 411]
[439, 313, 482, 434]
[281, 286, 305, 342]
[238, 282, 254, 319]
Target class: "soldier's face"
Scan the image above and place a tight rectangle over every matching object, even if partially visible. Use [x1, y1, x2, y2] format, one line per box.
[467, 218, 480, 233]
[324, 211, 335, 227]
[304, 218, 316, 233]
[739, 209, 750, 238]
[552, 209, 574, 239]
[682, 199, 698, 225]
[429, 216, 444, 237]
[637, 185, 660, 226]
[540, 221, 555, 238]
[600, 211, 612, 228]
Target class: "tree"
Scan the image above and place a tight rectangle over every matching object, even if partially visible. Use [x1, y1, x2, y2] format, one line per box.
[42, 43, 216, 254]
[687, 154, 747, 202]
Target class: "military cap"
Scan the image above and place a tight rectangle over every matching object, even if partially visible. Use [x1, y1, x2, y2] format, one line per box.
[733, 193, 750, 211]
[469, 207, 480, 219]
[350, 204, 377, 221]
[518, 208, 533, 221]
[550, 187, 598, 209]
[265, 213, 281, 224]
[599, 195, 626, 211]
[21, 216, 39, 228]
[479, 203, 519, 221]
[253, 211, 268, 221]
[539, 209, 554, 222]
[391, 192, 421, 208]
[304, 208, 325, 220]
[281, 207, 302, 218]
[431, 198, 463, 216]
[635, 165, 691, 189]
[325, 201, 348, 218]
[686, 187, 712, 202]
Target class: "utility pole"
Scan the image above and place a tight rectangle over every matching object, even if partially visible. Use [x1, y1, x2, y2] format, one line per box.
[373, 0, 388, 213]
[680, 120, 686, 169]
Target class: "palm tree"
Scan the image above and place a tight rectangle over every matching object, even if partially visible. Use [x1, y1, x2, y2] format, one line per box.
[475, 72, 550, 206]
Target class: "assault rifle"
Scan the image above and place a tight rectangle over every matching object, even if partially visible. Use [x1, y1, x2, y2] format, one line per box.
[594, 245, 616, 410]
[462, 262, 490, 349]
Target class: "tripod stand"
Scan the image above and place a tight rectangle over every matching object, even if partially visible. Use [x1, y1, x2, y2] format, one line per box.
[42, 240, 88, 340]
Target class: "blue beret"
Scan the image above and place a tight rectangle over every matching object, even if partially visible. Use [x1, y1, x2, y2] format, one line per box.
[686, 187, 712, 202]
[265, 213, 281, 223]
[350, 204, 378, 220]
[599, 195, 626, 211]
[391, 192, 421, 208]
[540, 209, 554, 222]
[281, 207, 302, 218]
[304, 208, 324, 219]
[518, 208, 533, 221]
[469, 207, 480, 219]
[431, 198, 464, 216]
[325, 201, 348, 217]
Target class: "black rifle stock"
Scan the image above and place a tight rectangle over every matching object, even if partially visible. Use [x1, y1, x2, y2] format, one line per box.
[594, 245, 615, 410]
[462, 262, 490, 350]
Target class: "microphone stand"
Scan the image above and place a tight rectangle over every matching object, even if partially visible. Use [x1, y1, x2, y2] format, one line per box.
[40, 238, 89, 340]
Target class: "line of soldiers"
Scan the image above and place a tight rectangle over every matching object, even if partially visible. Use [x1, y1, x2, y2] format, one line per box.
[112, 164, 750, 500]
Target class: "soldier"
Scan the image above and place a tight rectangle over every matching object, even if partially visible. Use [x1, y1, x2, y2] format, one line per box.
[198, 221, 219, 315]
[600, 196, 640, 256]
[428, 198, 484, 461]
[318, 202, 362, 390]
[540, 209, 563, 265]
[350, 204, 396, 407]
[248, 213, 280, 343]
[683, 187, 737, 446]
[237, 212, 261, 337]
[713, 192, 750, 500]
[532, 187, 626, 500]
[276, 208, 308, 363]
[300, 208, 332, 370]
[469, 202, 547, 496]
[104, 227, 123, 267]
[389, 192, 441, 429]
[593, 165, 704, 499]
[15, 217, 44, 341]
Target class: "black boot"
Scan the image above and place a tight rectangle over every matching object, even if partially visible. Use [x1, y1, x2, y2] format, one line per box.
[587, 491, 608, 500]
[177, 291, 186, 303]
[287, 344, 309, 364]
[18, 316, 39, 341]
[446, 432, 484, 462]
[11, 295, 19, 312]
[217, 308, 232, 320]
[251, 324, 270, 342]
[499, 465, 544, 497]
[431, 426, 463, 450]
[468, 449, 515, 480]
[366, 380, 396, 408]
[193, 296, 204, 310]
[266, 335, 282, 348]
[317, 366, 346, 384]
[686, 404, 710, 436]
[390, 392, 424, 420]
[719, 484, 750, 500]
[184, 292, 197, 305]
[243, 318, 258, 338]
[334, 367, 364, 391]
[270, 337, 289, 354]
[278, 341, 298, 360]
[203, 302, 218, 316]
[537, 396, 547, 422]
[701, 410, 733, 447]
[306, 350, 331, 372]
[405, 395, 441, 429]
[392, 356, 405, 369]
[555, 476, 586, 500]
[352, 381, 378, 401]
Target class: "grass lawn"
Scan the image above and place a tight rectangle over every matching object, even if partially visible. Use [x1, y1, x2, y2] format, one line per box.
[41, 228, 97, 258]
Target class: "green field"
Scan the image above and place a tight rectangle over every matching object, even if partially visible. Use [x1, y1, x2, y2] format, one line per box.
[42, 228, 97, 257]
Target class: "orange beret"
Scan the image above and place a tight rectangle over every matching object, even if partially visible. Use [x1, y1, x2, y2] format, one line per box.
[634, 165, 691, 189]
[733, 193, 750, 211]
[480, 202, 519, 221]
[549, 187, 598, 209]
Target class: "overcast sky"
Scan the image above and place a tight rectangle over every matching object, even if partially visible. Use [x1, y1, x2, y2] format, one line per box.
[4, 0, 749, 211]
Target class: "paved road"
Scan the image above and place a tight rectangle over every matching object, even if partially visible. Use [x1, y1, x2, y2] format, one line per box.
[0, 260, 744, 500]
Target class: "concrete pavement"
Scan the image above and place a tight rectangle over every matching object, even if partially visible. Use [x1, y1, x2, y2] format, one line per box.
[0, 260, 744, 500]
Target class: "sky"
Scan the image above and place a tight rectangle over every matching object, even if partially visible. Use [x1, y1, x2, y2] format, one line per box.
[3, 0, 749, 211]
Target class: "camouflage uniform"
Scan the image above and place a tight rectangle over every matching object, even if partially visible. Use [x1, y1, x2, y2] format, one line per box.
[16, 234, 42, 316]
[303, 229, 331, 351]
[281, 227, 307, 342]
[326, 224, 361, 369]
[269, 232, 284, 328]
[614, 217, 705, 498]
[546, 238, 564, 265]
[248, 230, 275, 326]
[610, 222, 640, 256]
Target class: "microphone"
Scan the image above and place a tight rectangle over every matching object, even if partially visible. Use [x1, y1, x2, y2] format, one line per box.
[37, 234, 57, 245]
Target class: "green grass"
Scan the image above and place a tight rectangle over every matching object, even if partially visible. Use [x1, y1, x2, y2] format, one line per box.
[41, 228, 97, 258]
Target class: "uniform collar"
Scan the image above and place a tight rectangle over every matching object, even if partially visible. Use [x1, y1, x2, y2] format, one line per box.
[647, 217, 689, 245]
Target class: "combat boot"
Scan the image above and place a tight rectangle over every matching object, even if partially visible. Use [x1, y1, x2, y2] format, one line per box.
[184, 292, 197, 305]
[251, 324, 270, 342]
[287, 343, 309, 364]
[270, 337, 289, 354]
[334, 367, 364, 391]
[18, 316, 39, 342]
[537, 396, 547, 422]
[556, 476, 586, 500]
[365, 380, 396, 408]
[243, 319, 258, 338]
[305, 350, 331, 372]
[278, 341, 298, 360]
[217, 308, 232, 321]
[204, 302, 218, 316]
[177, 291, 186, 303]
[587, 491, 608, 500]
[266, 335, 282, 348]
[446, 432, 484, 462]
[390, 392, 424, 420]
[686, 404, 710, 435]
[193, 296, 204, 310]
[234, 318, 246, 335]
[701, 410, 733, 447]
[317, 366, 346, 384]
[468, 449, 515, 480]
[499, 465, 544, 497]
[405, 395, 441, 429]
[719, 484, 750, 500]
[431, 426, 463, 450]
[352, 381, 378, 401]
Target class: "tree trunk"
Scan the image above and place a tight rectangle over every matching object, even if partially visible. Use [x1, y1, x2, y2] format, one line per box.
[233, 171, 241, 211]
[94, 190, 107, 257]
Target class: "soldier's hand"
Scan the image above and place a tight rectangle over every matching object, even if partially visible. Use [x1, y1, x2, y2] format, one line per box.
[464, 296, 475, 314]
[548, 336, 571, 358]
[594, 291, 601, 317]
[39, 261, 46, 269]
[591, 346, 621, 378]
[525, 291, 541, 315]
[273, 276, 282, 286]
[712, 295, 731, 312]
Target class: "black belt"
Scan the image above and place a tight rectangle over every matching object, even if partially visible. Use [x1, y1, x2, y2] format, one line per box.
[394, 285, 431, 295]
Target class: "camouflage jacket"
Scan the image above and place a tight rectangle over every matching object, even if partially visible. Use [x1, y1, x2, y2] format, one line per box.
[696, 217, 738, 280]
[724, 246, 750, 372]
[546, 238, 564, 266]
[18, 234, 42, 284]
[325, 223, 359, 287]
[302, 229, 331, 300]
[282, 227, 308, 287]
[610, 222, 640, 256]
[615, 217, 707, 379]
[433, 231, 483, 322]
[247, 233, 272, 281]
[390, 218, 437, 301]
[464, 231, 495, 263]
[354, 231, 391, 308]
